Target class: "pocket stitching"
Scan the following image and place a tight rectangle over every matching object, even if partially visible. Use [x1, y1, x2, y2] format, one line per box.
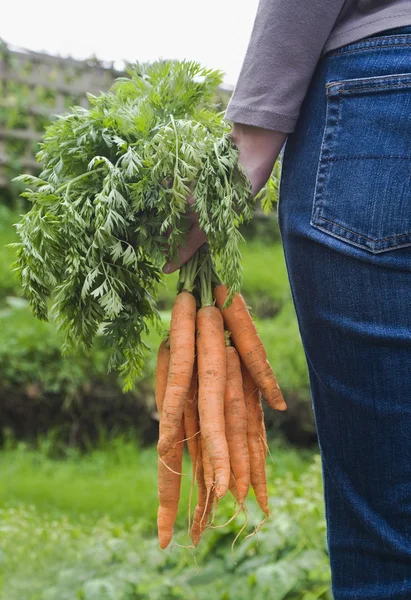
[334, 81, 411, 95]
[322, 155, 411, 161]
[315, 215, 411, 244]
[311, 89, 343, 226]
[327, 73, 411, 95]
[312, 220, 411, 253]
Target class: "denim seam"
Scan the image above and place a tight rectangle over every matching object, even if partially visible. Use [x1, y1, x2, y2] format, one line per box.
[330, 81, 411, 95]
[311, 92, 342, 225]
[315, 216, 411, 244]
[330, 42, 411, 58]
[326, 73, 411, 91]
[322, 155, 411, 161]
[329, 26, 411, 56]
[333, 31, 411, 46]
[311, 221, 411, 253]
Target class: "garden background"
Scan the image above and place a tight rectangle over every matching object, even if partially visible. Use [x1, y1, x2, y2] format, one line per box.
[0, 41, 331, 599]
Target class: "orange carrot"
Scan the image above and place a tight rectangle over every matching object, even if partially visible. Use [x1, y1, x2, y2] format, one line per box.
[191, 440, 215, 547]
[229, 472, 241, 504]
[184, 367, 199, 535]
[183, 366, 199, 474]
[196, 305, 230, 498]
[155, 339, 170, 413]
[214, 285, 287, 412]
[201, 433, 214, 501]
[157, 423, 184, 549]
[242, 363, 270, 516]
[158, 291, 196, 457]
[224, 345, 250, 504]
[155, 339, 184, 549]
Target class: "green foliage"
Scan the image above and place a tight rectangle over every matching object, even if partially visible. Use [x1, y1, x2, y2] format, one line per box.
[258, 305, 309, 398]
[0, 303, 164, 447]
[256, 159, 282, 215]
[241, 241, 290, 316]
[0, 442, 330, 600]
[0, 303, 106, 388]
[0, 206, 19, 300]
[13, 60, 254, 389]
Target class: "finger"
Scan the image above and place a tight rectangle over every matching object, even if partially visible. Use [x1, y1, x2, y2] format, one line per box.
[163, 223, 207, 274]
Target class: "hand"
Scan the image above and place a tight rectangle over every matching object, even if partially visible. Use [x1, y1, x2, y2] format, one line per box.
[230, 123, 287, 196]
[162, 194, 207, 274]
[162, 124, 287, 274]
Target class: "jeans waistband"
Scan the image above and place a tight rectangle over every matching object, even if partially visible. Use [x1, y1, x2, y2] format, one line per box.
[367, 25, 411, 38]
[329, 25, 411, 57]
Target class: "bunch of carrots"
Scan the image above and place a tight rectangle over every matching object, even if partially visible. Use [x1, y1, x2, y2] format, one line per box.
[156, 250, 287, 549]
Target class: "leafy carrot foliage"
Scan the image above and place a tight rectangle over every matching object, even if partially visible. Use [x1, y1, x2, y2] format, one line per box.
[12, 60, 253, 389]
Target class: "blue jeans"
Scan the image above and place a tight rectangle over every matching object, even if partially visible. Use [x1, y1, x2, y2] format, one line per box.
[279, 27, 411, 599]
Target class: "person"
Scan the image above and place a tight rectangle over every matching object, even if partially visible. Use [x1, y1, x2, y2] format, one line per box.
[164, 2, 411, 598]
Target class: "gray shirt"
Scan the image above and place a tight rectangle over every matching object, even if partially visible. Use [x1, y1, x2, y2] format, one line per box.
[225, 0, 411, 133]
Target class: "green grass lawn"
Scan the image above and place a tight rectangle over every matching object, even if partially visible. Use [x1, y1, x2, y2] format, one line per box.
[0, 439, 312, 528]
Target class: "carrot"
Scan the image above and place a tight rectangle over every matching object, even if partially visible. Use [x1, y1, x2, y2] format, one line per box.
[201, 433, 214, 501]
[184, 367, 199, 534]
[183, 366, 199, 473]
[158, 290, 196, 457]
[242, 363, 270, 516]
[214, 285, 287, 412]
[155, 338, 170, 413]
[196, 305, 230, 498]
[191, 440, 215, 547]
[229, 472, 241, 504]
[224, 345, 250, 504]
[157, 423, 185, 549]
[155, 339, 184, 549]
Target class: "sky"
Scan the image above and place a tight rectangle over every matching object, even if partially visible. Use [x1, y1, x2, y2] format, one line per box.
[1, 0, 259, 87]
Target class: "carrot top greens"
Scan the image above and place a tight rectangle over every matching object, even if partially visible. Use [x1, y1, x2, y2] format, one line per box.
[12, 60, 253, 389]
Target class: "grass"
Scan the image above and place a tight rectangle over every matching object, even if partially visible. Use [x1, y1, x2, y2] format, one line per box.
[0, 441, 164, 527]
[0, 440, 330, 600]
[0, 439, 312, 529]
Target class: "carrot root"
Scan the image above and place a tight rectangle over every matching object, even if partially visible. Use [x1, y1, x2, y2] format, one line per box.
[214, 285, 287, 412]
[197, 306, 230, 499]
[224, 346, 250, 505]
[158, 291, 196, 457]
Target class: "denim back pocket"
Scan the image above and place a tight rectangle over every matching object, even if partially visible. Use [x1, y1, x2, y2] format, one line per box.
[311, 73, 411, 253]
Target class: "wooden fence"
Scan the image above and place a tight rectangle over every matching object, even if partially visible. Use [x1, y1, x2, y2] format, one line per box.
[0, 41, 123, 186]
